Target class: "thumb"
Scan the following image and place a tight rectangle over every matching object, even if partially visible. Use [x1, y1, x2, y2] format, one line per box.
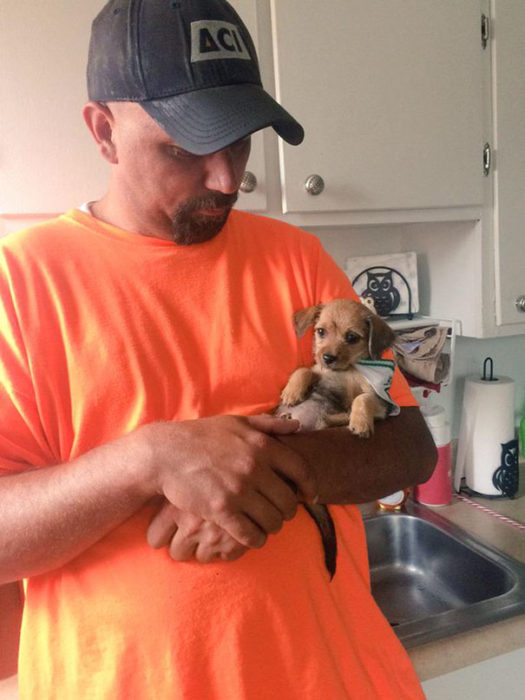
[246, 413, 301, 435]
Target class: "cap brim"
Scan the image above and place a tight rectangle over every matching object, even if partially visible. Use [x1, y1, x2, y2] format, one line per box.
[140, 83, 304, 155]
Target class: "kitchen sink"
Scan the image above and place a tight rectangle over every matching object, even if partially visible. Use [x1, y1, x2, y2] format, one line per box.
[363, 501, 525, 648]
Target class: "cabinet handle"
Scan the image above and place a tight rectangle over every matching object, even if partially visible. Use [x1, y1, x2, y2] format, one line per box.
[515, 296, 525, 313]
[304, 174, 325, 196]
[239, 171, 257, 193]
[481, 14, 490, 50]
[483, 143, 491, 176]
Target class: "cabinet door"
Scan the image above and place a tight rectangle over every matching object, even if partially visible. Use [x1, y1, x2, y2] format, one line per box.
[271, 0, 484, 215]
[0, 0, 108, 215]
[492, 0, 525, 327]
[229, 0, 268, 212]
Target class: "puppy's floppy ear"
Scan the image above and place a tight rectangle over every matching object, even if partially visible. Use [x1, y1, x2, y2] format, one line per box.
[293, 304, 324, 338]
[366, 314, 395, 359]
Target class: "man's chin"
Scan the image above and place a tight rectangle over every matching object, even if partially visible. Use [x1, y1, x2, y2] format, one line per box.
[171, 207, 232, 246]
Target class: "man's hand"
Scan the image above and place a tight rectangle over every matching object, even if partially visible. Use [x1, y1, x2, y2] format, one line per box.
[147, 501, 248, 563]
[140, 413, 317, 550]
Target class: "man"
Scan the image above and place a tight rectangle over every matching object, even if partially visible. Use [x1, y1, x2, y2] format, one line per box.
[0, 1, 436, 697]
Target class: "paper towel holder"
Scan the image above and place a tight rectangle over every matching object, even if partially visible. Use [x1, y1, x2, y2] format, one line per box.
[482, 356, 499, 382]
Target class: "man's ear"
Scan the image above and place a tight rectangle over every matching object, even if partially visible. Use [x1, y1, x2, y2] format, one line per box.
[82, 101, 118, 164]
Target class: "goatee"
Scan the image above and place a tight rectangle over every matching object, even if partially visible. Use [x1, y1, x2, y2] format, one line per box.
[171, 192, 238, 245]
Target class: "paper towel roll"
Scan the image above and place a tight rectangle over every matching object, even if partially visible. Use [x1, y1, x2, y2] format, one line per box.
[455, 375, 516, 496]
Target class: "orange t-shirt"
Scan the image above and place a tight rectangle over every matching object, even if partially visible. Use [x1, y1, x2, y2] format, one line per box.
[0, 208, 422, 699]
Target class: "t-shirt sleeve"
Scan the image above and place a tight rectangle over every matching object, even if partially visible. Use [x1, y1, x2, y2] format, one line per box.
[312, 242, 417, 409]
[0, 254, 55, 474]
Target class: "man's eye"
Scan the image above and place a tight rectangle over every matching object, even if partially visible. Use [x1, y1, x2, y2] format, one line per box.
[229, 136, 251, 152]
[345, 332, 360, 344]
[168, 145, 199, 160]
[315, 328, 326, 338]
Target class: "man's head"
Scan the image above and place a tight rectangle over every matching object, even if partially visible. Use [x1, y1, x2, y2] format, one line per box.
[86, 0, 303, 156]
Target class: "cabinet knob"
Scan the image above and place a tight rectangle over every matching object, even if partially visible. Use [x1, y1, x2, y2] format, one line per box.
[304, 174, 325, 196]
[515, 296, 525, 312]
[239, 171, 257, 193]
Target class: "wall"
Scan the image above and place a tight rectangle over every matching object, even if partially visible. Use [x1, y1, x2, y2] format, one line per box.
[313, 224, 525, 438]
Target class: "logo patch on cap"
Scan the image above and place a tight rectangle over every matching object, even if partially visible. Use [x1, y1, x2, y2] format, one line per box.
[190, 20, 250, 62]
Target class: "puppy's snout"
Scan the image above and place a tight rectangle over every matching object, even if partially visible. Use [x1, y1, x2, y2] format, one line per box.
[322, 353, 337, 366]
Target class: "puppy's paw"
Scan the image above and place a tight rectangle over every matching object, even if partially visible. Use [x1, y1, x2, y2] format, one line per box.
[280, 386, 305, 407]
[348, 413, 373, 438]
[280, 368, 317, 406]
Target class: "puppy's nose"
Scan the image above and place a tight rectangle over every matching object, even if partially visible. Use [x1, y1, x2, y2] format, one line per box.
[322, 353, 337, 366]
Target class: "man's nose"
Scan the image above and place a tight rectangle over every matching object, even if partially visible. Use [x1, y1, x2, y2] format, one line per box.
[203, 148, 242, 194]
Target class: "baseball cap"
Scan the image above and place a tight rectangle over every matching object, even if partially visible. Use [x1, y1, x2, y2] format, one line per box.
[87, 0, 304, 154]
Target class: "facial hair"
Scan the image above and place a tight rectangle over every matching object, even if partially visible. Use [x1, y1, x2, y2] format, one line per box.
[170, 192, 238, 245]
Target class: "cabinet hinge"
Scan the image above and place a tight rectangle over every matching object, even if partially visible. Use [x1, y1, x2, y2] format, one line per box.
[481, 14, 490, 49]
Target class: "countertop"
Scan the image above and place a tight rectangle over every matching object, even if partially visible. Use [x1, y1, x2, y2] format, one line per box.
[401, 463, 525, 681]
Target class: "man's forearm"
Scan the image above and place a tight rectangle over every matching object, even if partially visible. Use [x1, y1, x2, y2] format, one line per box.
[0, 431, 154, 585]
[277, 407, 437, 504]
[0, 414, 313, 584]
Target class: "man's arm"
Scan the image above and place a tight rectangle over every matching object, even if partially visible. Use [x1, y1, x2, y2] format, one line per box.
[277, 406, 437, 504]
[149, 407, 437, 561]
[0, 414, 315, 585]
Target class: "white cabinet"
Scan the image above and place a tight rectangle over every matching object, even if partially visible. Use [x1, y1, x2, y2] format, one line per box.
[445, 0, 525, 337]
[422, 648, 525, 700]
[228, 0, 268, 212]
[269, 0, 484, 220]
[490, 0, 525, 328]
[0, 0, 486, 224]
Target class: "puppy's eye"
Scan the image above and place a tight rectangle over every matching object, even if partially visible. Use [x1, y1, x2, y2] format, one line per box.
[344, 332, 360, 344]
[315, 327, 326, 338]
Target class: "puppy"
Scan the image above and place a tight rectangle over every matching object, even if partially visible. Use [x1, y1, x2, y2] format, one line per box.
[276, 298, 398, 579]
[277, 298, 396, 435]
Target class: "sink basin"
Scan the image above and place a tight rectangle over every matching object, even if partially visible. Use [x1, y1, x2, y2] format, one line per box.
[364, 501, 525, 647]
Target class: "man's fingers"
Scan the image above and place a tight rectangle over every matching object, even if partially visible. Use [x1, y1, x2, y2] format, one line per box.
[242, 492, 288, 535]
[246, 414, 318, 504]
[254, 470, 298, 522]
[215, 512, 267, 550]
[169, 530, 198, 561]
[246, 413, 300, 435]
[269, 442, 318, 505]
[147, 502, 179, 549]
[169, 518, 250, 563]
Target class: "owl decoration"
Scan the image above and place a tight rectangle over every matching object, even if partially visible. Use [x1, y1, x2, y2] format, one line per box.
[361, 270, 401, 316]
[492, 438, 519, 498]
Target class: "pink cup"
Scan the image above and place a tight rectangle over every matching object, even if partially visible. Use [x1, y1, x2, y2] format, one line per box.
[413, 442, 452, 506]
[414, 406, 452, 507]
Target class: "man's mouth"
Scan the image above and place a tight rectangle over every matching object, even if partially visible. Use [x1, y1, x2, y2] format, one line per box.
[196, 207, 229, 217]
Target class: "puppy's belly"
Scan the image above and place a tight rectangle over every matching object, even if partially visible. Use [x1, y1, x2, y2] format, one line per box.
[276, 398, 340, 432]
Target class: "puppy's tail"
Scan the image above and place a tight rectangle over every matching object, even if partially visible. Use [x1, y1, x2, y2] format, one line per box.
[304, 503, 337, 580]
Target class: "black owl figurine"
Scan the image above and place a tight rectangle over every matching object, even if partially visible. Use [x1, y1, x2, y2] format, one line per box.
[362, 270, 401, 316]
[492, 438, 519, 498]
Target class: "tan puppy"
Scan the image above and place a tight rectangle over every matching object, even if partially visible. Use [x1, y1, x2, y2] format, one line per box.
[276, 298, 396, 580]
[277, 298, 396, 436]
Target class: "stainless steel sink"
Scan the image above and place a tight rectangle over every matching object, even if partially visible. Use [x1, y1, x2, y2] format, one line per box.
[363, 501, 525, 648]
